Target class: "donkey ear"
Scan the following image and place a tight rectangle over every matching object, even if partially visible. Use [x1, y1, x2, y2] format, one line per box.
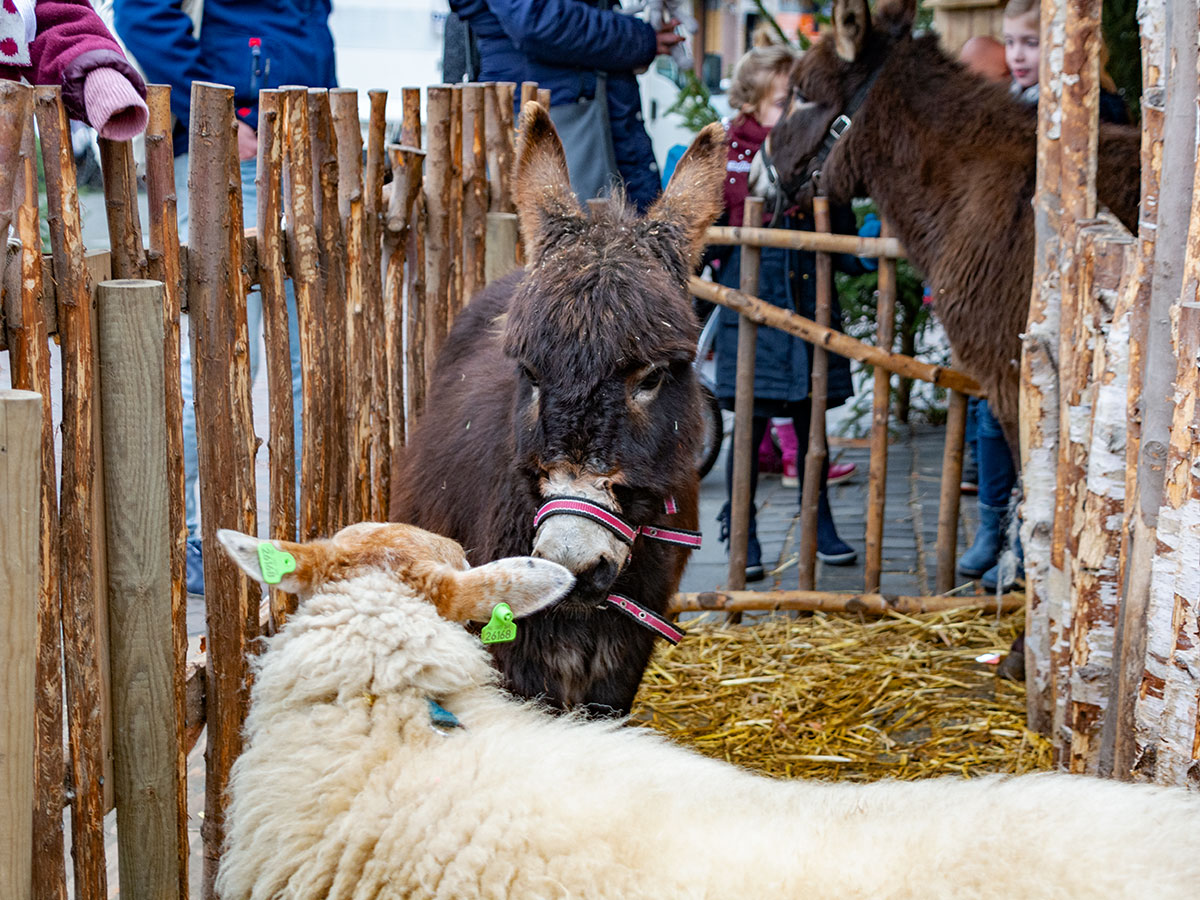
[644, 121, 727, 268]
[216, 529, 313, 596]
[874, 0, 917, 39]
[431, 557, 574, 623]
[832, 0, 871, 62]
[513, 101, 583, 263]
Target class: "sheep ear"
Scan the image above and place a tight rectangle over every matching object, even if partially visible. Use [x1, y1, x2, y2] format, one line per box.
[433, 557, 575, 623]
[832, 0, 871, 62]
[645, 121, 727, 269]
[216, 529, 310, 595]
[513, 101, 583, 264]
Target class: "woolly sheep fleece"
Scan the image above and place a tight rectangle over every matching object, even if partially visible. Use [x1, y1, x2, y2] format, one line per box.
[215, 526, 1200, 900]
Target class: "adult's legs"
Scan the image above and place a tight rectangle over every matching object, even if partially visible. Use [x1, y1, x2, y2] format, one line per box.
[720, 414, 771, 582]
[958, 398, 1017, 579]
[791, 400, 857, 565]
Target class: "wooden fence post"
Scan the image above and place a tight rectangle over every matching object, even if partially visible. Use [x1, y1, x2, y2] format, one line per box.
[98, 138, 148, 279]
[365, 89, 392, 520]
[485, 212, 520, 283]
[865, 220, 897, 592]
[449, 87, 464, 317]
[799, 198, 833, 591]
[96, 279, 181, 900]
[485, 82, 516, 214]
[728, 196, 762, 599]
[462, 84, 489, 306]
[187, 81, 259, 898]
[424, 86, 454, 374]
[256, 89, 297, 628]
[0, 389, 41, 900]
[384, 143, 425, 448]
[33, 86, 108, 900]
[401, 87, 428, 424]
[143, 87, 189, 889]
[935, 390, 967, 595]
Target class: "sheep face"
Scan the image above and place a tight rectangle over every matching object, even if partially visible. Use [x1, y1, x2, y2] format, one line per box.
[217, 522, 575, 624]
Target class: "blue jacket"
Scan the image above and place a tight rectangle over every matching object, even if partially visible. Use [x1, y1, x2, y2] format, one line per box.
[449, 0, 661, 210]
[112, 0, 337, 155]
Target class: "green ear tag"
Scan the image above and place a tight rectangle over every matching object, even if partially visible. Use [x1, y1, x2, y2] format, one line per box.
[256, 542, 296, 585]
[481, 602, 516, 644]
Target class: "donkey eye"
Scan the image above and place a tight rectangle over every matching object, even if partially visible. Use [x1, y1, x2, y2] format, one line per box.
[637, 367, 666, 393]
[519, 364, 539, 387]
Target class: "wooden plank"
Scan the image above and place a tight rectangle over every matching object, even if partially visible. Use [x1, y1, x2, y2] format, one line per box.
[96, 279, 180, 900]
[364, 90, 391, 520]
[689, 277, 982, 395]
[798, 197, 832, 591]
[282, 86, 327, 541]
[728, 197, 762, 600]
[187, 81, 258, 898]
[864, 220, 897, 592]
[670, 589, 1023, 615]
[143, 86, 189, 892]
[256, 90, 297, 630]
[33, 87, 108, 900]
[0, 389, 41, 900]
[1, 84, 66, 900]
[98, 138, 148, 279]
[461, 84, 488, 307]
[331, 88, 373, 524]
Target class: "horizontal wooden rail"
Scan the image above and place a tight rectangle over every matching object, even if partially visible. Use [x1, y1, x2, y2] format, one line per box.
[669, 590, 1023, 615]
[704, 225, 906, 259]
[689, 277, 983, 396]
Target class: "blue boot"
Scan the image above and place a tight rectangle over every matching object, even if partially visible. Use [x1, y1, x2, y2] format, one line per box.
[718, 502, 765, 582]
[958, 503, 1005, 578]
[982, 534, 1024, 591]
[186, 536, 205, 596]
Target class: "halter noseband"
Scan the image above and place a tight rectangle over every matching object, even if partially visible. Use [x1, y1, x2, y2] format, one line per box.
[531, 495, 700, 645]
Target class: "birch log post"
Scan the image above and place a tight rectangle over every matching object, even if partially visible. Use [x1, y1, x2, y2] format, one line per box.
[0, 83, 65, 900]
[485, 82, 516, 213]
[1112, 0, 1191, 779]
[256, 90, 297, 628]
[142, 82, 189, 897]
[96, 279, 180, 900]
[282, 86, 327, 540]
[728, 197, 762, 599]
[865, 220, 897, 592]
[462, 84, 489, 306]
[0, 389, 40, 900]
[799, 198, 833, 592]
[365, 90, 392, 519]
[1020, 0, 1067, 735]
[1066, 226, 1134, 776]
[33, 87, 108, 900]
[187, 82, 258, 898]
[309, 89, 350, 533]
[331, 88, 373, 523]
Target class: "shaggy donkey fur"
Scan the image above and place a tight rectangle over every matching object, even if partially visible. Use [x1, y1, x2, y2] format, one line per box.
[390, 104, 727, 716]
[764, 0, 1139, 446]
[216, 523, 1200, 900]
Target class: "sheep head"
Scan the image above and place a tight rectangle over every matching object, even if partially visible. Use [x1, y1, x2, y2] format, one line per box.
[217, 522, 574, 624]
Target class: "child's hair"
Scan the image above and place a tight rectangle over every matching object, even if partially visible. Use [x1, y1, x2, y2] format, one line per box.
[1003, 0, 1039, 19]
[728, 45, 798, 115]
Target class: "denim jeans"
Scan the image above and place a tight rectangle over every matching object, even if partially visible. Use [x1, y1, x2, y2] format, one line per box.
[975, 399, 1016, 509]
[176, 154, 303, 537]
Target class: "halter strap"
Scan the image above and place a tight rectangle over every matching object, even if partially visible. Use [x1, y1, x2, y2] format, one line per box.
[605, 593, 685, 644]
[533, 497, 702, 549]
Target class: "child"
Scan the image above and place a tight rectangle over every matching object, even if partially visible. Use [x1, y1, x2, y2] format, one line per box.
[0, 0, 147, 142]
[714, 44, 859, 582]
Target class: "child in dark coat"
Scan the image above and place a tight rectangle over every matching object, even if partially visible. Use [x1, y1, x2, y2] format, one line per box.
[714, 44, 859, 581]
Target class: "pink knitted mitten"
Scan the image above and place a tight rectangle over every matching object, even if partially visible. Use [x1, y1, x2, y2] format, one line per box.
[83, 67, 148, 141]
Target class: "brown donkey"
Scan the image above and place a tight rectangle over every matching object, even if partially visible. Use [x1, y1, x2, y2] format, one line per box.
[762, 0, 1140, 446]
[391, 104, 727, 716]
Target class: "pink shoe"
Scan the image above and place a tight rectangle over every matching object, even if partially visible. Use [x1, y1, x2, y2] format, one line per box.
[782, 456, 799, 488]
[827, 461, 857, 485]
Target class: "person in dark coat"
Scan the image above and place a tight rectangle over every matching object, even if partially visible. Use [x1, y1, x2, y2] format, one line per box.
[112, 0, 337, 596]
[714, 45, 860, 581]
[0, 0, 147, 143]
[448, 0, 681, 212]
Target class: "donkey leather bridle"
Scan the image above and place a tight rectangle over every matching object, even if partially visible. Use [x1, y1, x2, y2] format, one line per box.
[532, 495, 700, 644]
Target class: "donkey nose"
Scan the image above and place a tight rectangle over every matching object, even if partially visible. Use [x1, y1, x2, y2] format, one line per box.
[573, 556, 619, 597]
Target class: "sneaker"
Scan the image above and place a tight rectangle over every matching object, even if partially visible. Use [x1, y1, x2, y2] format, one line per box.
[816, 536, 858, 566]
[186, 537, 205, 596]
[827, 461, 857, 485]
[781, 456, 799, 488]
[745, 534, 766, 583]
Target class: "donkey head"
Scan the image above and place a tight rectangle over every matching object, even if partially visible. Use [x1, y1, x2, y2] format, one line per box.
[766, 0, 916, 206]
[505, 103, 725, 604]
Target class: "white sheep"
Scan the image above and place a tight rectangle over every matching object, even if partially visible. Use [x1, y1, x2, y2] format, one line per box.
[216, 522, 1200, 900]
